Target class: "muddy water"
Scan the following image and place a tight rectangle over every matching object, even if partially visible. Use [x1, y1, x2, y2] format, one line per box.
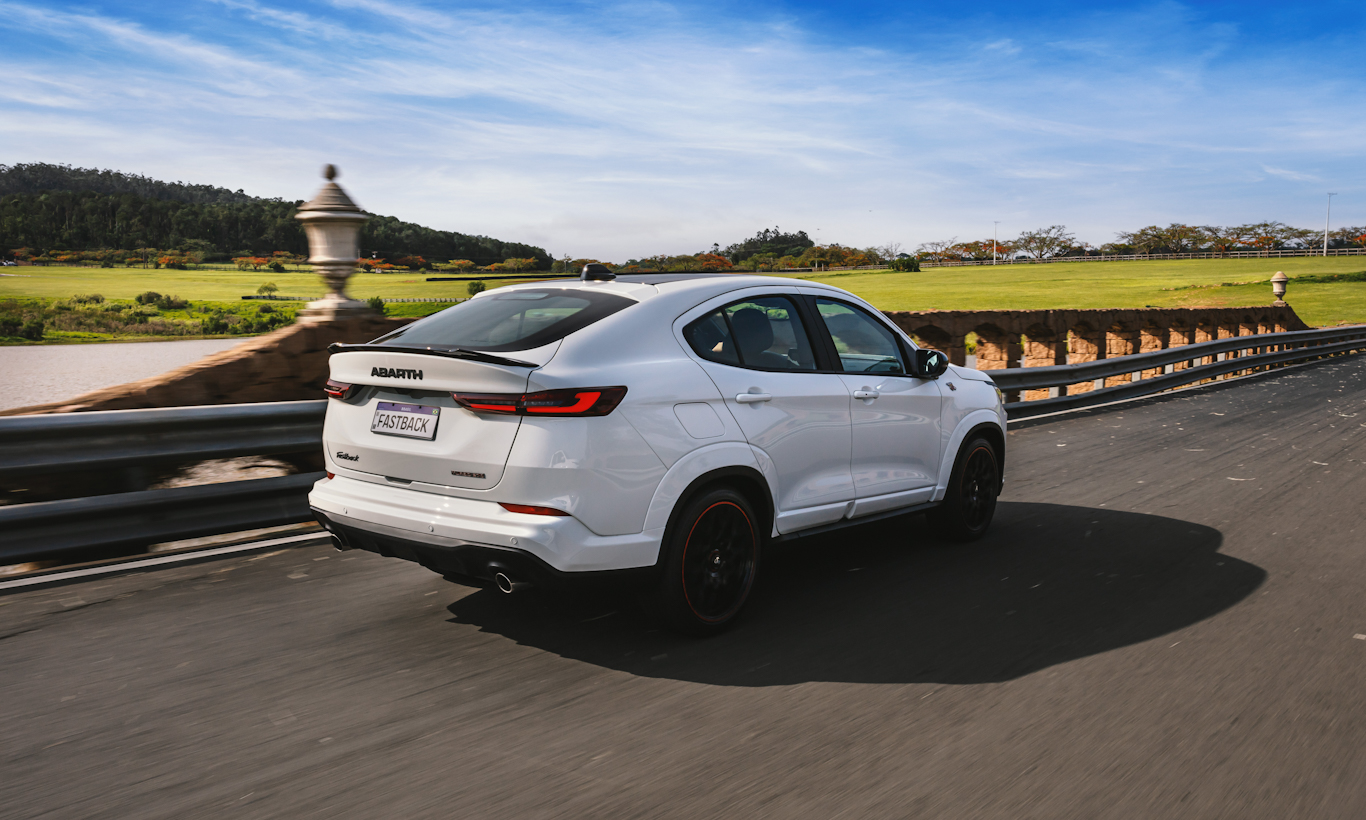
[0, 338, 243, 411]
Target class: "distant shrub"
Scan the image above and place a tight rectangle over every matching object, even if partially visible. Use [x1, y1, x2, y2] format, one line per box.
[467, 280, 487, 296]
[268, 261, 285, 273]
[367, 296, 387, 315]
[135, 291, 162, 305]
[4, 318, 47, 340]
[257, 304, 274, 314]
[889, 257, 920, 272]
[154, 294, 188, 310]
[71, 293, 105, 304]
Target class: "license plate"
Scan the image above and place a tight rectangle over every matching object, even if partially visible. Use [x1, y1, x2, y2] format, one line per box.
[371, 402, 440, 440]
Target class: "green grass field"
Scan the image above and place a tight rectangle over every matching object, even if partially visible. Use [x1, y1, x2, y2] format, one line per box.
[2, 256, 1364, 332]
[0, 267, 525, 302]
[793, 257, 1366, 327]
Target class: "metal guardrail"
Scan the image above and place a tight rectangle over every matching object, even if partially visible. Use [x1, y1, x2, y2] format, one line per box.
[989, 324, 1366, 419]
[1, 324, 1364, 566]
[0, 400, 327, 565]
[0, 473, 322, 564]
[0, 400, 325, 483]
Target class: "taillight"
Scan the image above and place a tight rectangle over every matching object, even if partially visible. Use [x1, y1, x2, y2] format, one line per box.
[326, 471, 335, 480]
[324, 379, 353, 399]
[453, 386, 626, 417]
[499, 503, 571, 516]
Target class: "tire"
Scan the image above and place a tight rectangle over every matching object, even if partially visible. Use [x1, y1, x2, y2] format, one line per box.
[929, 435, 1000, 542]
[651, 486, 761, 636]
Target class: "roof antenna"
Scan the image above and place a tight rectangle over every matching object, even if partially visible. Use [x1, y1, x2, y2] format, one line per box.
[580, 263, 616, 281]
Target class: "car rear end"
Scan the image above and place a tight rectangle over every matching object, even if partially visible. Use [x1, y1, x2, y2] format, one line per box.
[308, 282, 669, 587]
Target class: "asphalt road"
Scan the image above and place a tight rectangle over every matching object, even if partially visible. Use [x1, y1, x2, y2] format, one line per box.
[3, 356, 1364, 819]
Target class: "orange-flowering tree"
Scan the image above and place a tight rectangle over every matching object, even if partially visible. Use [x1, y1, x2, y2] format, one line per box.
[234, 256, 269, 271]
[447, 259, 477, 272]
[1239, 222, 1295, 254]
[391, 255, 428, 270]
[695, 253, 733, 271]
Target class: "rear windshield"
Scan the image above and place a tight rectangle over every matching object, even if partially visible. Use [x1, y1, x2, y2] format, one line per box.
[374, 288, 634, 352]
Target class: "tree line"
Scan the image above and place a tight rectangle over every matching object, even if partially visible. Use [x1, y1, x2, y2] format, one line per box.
[0, 163, 551, 267]
[551, 227, 913, 274]
[916, 222, 1366, 262]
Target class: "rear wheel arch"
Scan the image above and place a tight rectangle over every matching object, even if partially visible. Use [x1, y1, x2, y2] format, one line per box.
[658, 466, 772, 566]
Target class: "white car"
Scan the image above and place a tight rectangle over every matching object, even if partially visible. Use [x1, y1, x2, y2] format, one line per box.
[309, 268, 1006, 634]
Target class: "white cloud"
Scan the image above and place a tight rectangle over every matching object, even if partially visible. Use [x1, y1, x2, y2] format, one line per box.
[1, 0, 1364, 257]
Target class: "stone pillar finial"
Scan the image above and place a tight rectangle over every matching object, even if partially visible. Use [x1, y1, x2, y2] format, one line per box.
[1270, 271, 1288, 307]
[295, 164, 375, 321]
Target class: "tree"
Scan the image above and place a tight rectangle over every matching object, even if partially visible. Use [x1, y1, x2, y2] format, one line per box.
[1157, 224, 1203, 253]
[722, 227, 815, 263]
[448, 259, 477, 272]
[915, 238, 962, 263]
[875, 242, 903, 262]
[695, 253, 734, 271]
[1010, 226, 1075, 259]
[234, 256, 268, 271]
[257, 282, 278, 296]
[1329, 226, 1366, 249]
[1238, 222, 1296, 254]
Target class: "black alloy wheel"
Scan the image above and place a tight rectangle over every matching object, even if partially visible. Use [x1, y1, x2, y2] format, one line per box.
[654, 487, 760, 635]
[930, 436, 1000, 542]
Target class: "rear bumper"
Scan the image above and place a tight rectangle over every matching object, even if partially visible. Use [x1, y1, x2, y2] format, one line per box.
[307, 475, 663, 574]
[313, 509, 654, 588]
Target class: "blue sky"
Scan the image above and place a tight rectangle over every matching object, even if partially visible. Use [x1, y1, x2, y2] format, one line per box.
[2, 0, 1364, 259]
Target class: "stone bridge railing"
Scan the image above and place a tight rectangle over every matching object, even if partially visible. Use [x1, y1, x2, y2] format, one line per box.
[883, 305, 1310, 400]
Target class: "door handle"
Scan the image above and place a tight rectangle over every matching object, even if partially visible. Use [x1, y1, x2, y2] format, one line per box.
[853, 389, 880, 400]
[735, 392, 772, 404]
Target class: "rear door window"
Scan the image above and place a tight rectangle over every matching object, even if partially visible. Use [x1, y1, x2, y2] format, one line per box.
[375, 289, 634, 352]
[683, 295, 817, 371]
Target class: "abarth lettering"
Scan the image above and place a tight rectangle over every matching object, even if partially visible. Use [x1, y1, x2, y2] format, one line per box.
[371, 367, 423, 380]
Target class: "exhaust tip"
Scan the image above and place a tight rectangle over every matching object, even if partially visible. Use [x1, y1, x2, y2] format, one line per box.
[493, 571, 530, 594]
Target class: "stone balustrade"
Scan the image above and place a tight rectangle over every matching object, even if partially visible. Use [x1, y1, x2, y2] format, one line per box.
[882, 305, 1309, 400]
[2, 304, 1312, 417]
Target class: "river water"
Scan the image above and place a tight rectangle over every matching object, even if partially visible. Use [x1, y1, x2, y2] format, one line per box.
[0, 338, 244, 411]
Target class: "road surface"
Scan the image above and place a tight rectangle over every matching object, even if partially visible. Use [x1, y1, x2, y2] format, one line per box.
[2, 355, 1363, 818]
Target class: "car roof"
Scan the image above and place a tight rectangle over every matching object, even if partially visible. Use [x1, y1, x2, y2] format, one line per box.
[492, 273, 840, 304]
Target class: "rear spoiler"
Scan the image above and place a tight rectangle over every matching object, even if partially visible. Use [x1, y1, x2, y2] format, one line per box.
[327, 343, 537, 368]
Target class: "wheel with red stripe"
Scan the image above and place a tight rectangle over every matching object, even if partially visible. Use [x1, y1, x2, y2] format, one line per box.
[653, 487, 760, 636]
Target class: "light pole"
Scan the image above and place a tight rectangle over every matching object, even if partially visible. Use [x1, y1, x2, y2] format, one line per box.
[1324, 193, 1337, 257]
[993, 221, 1000, 265]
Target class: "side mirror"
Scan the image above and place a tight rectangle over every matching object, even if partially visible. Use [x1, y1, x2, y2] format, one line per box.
[912, 348, 949, 379]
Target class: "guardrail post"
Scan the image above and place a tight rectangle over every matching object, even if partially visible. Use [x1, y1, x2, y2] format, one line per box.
[1023, 325, 1066, 401]
[974, 326, 1023, 401]
[1104, 323, 1139, 386]
[1140, 322, 1166, 380]
[1067, 324, 1102, 394]
[1168, 321, 1194, 371]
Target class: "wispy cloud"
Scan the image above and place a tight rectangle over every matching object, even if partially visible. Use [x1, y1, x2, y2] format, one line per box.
[1, 0, 1364, 257]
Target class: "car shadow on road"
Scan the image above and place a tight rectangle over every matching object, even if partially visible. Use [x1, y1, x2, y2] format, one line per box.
[444, 502, 1264, 686]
